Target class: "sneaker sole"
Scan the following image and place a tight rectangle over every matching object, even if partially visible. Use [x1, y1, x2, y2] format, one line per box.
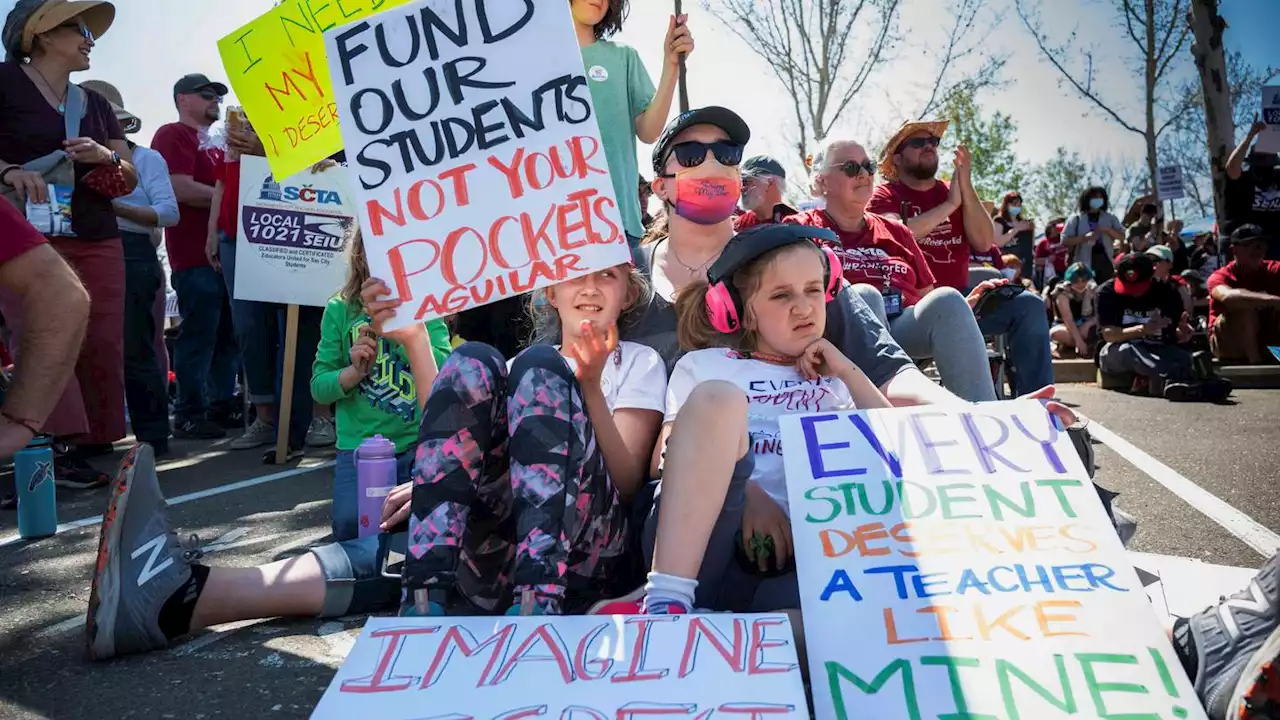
[229, 436, 273, 450]
[85, 445, 144, 661]
[587, 585, 645, 615]
[1233, 626, 1280, 720]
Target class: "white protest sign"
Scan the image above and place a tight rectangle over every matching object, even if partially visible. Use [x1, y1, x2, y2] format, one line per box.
[1258, 85, 1280, 154]
[1157, 166, 1185, 201]
[780, 400, 1206, 720]
[312, 614, 810, 719]
[235, 156, 356, 306]
[323, 0, 631, 330]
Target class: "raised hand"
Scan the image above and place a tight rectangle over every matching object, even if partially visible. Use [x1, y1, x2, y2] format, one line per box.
[566, 320, 618, 390]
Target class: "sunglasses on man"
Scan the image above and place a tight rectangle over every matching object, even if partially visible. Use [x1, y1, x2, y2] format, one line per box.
[898, 136, 941, 152]
[831, 159, 876, 178]
[187, 89, 224, 103]
[56, 22, 94, 41]
[660, 140, 744, 177]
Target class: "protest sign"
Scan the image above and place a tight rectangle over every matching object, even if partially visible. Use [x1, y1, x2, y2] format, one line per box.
[1157, 166, 1185, 201]
[235, 155, 356, 307]
[780, 400, 1206, 720]
[312, 614, 809, 719]
[217, 0, 415, 180]
[1258, 85, 1280, 154]
[323, 0, 632, 329]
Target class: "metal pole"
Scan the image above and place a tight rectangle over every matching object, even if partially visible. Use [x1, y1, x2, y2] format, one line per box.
[675, 0, 689, 113]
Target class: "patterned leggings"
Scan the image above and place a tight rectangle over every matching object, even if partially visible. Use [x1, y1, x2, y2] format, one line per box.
[404, 342, 627, 614]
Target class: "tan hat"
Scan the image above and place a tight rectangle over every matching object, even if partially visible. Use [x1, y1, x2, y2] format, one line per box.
[878, 119, 949, 180]
[20, 0, 114, 54]
[80, 79, 139, 134]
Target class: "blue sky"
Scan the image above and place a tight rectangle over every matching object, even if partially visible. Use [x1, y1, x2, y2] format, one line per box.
[3, 0, 1274, 199]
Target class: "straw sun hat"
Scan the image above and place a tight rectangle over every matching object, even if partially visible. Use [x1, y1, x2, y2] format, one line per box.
[878, 119, 950, 181]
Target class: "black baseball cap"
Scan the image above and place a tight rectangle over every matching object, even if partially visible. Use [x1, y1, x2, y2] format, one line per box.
[651, 106, 751, 174]
[1228, 224, 1268, 246]
[174, 73, 228, 97]
[708, 223, 835, 286]
[1114, 253, 1155, 297]
[742, 155, 786, 179]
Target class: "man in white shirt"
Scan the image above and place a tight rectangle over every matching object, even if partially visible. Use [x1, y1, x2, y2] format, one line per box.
[83, 81, 178, 456]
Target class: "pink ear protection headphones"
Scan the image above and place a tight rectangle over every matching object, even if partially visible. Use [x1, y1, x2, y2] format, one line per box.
[704, 225, 845, 334]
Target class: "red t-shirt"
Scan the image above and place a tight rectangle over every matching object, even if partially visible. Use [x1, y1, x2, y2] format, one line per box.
[151, 122, 222, 271]
[867, 180, 969, 291]
[217, 158, 240, 238]
[1035, 237, 1069, 276]
[733, 203, 799, 231]
[0, 198, 47, 264]
[1206, 260, 1280, 325]
[785, 209, 936, 308]
[970, 246, 1004, 269]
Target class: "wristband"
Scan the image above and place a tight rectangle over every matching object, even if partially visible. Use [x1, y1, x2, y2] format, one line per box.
[0, 165, 18, 186]
[0, 410, 41, 437]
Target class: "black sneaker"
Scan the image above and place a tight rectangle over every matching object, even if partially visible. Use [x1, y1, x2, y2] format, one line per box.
[1164, 382, 1204, 402]
[1203, 377, 1234, 403]
[208, 398, 245, 430]
[173, 418, 226, 440]
[55, 453, 109, 490]
[261, 445, 303, 464]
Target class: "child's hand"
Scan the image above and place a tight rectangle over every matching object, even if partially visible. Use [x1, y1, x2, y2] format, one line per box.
[383, 320, 427, 350]
[663, 14, 695, 68]
[797, 338, 855, 380]
[349, 330, 377, 378]
[360, 277, 402, 335]
[741, 483, 791, 573]
[566, 320, 617, 390]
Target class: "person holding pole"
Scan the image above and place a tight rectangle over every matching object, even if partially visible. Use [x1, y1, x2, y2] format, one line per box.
[570, 0, 694, 251]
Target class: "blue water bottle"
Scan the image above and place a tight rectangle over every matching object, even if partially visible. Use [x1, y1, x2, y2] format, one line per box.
[16, 437, 56, 539]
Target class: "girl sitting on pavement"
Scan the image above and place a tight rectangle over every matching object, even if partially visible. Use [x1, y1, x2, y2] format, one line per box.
[595, 224, 892, 615]
[312, 230, 452, 541]
[388, 261, 667, 616]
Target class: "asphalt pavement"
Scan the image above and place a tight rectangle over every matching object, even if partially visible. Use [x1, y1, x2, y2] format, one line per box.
[0, 387, 1277, 719]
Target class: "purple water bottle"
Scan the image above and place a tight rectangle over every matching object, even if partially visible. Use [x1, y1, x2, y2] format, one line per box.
[355, 435, 398, 538]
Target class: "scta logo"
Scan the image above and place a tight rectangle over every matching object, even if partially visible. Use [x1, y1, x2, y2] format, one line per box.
[282, 185, 342, 205]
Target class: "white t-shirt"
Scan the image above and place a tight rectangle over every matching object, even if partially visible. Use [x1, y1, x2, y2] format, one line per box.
[666, 348, 856, 514]
[510, 341, 667, 414]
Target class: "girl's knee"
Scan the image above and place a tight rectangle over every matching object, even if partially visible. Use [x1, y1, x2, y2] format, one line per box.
[450, 341, 506, 368]
[684, 380, 748, 415]
[509, 343, 571, 379]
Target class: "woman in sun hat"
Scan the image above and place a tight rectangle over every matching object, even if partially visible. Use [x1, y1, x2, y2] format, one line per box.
[0, 0, 138, 487]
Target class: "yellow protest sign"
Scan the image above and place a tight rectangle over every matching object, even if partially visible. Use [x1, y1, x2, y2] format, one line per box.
[216, 0, 413, 179]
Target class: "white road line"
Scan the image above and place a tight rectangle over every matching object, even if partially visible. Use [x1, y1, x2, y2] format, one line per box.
[0, 461, 334, 549]
[1090, 420, 1280, 558]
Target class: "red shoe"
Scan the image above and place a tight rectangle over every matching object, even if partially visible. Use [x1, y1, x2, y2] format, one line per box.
[588, 586, 644, 615]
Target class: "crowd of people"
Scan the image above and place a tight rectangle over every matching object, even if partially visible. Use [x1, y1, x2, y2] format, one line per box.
[0, 0, 1277, 719]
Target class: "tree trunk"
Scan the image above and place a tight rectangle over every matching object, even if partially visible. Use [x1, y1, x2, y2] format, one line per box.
[1144, 0, 1160, 201]
[1188, 0, 1235, 221]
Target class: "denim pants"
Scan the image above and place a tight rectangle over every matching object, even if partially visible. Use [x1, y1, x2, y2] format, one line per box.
[975, 289, 1054, 396]
[310, 533, 402, 618]
[170, 265, 238, 421]
[852, 284, 997, 402]
[121, 232, 171, 443]
[332, 448, 417, 541]
[218, 234, 321, 447]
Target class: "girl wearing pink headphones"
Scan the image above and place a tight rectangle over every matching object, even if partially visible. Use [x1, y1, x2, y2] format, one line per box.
[596, 224, 890, 615]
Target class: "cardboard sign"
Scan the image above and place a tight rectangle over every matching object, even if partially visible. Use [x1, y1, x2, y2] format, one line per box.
[235, 156, 356, 306]
[312, 614, 810, 719]
[217, 0, 416, 180]
[780, 401, 1206, 720]
[323, 0, 631, 329]
[1130, 551, 1257, 623]
[1157, 166, 1185, 201]
[1258, 85, 1280, 154]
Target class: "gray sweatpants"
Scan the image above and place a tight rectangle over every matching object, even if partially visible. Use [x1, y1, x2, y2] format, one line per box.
[852, 284, 997, 402]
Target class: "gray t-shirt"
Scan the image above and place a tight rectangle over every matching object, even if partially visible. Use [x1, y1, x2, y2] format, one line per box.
[624, 240, 913, 385]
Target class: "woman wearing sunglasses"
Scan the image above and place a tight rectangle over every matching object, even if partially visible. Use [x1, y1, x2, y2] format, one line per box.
[0, 0, 138, 487]
[784, 138, 998, 402]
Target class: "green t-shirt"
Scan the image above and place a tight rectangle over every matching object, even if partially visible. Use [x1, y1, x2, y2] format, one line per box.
[580, 40, 656, 240]
[310, 296, 453, 452]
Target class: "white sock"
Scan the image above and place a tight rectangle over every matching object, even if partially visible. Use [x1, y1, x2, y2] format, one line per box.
[643, 571, 697, 610]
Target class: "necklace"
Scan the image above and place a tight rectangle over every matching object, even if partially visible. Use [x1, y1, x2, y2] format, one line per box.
[28, 64, 67, 114]
[668, 242, 721, 274]
[746, 350, 799, 366]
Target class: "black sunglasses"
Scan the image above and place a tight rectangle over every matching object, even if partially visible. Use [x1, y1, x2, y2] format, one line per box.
[833, 159, 876, 178]
[899, 136, 941, 152]
[194, 89, 224, 102]
[662, 141, 744, 175]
